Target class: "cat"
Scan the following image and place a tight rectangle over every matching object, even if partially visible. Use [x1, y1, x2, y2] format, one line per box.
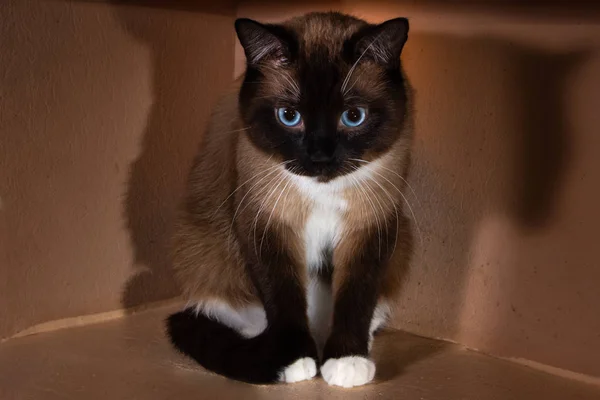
[166, 12, 413, 388]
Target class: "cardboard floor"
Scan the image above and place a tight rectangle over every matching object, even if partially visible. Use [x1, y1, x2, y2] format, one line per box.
[1, 306, 599, 399]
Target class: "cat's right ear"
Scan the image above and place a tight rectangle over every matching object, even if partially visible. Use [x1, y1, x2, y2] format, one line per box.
[351, 18, 409, 67]
[235, 18, 294, 66]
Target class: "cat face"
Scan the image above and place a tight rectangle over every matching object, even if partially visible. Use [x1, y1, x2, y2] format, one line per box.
[236, 13, 409, 181]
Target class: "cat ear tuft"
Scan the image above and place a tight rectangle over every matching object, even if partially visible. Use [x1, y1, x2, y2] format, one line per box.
[235, 18, 292, 65]
[354, 18, 409, 66]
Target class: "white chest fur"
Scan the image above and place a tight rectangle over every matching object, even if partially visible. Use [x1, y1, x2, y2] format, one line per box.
[290, 175, 348, 270]
[304, 195, 346, 269]
[284, 164, 388, 356]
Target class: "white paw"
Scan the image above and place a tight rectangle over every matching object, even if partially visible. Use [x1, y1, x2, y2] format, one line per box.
[321, 356, 376, 388]
[278, 357, 318, 383]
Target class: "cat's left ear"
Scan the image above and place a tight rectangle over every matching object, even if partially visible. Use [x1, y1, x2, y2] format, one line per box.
[235, 18, 295, 66]
[352, 18, 409, 66]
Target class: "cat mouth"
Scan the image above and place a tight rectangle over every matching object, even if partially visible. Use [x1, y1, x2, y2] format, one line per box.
[285, 160, 351, 182]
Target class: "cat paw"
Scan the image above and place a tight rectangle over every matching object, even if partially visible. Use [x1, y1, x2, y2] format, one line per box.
[278, 357, 318, 383]
[321, 356, 376, 388]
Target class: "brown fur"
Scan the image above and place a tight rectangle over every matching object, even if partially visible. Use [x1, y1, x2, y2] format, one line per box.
[172, 13, 413, 339]
[171, 81, 257, 308]
[172, 74, 414, 308]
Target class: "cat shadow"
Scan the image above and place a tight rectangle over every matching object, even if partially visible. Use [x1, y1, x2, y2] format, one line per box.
[509, 48, 588, 230]
[371, 329, 448, 382]
[400, 30, 590, 358]
[112, 3, 236, 310]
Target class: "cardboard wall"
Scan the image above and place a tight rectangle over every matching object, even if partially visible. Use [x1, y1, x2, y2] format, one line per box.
[0, 0, 235, 339]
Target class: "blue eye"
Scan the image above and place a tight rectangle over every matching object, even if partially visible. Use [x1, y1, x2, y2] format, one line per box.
[276, 107, 302, 127]
[340, 107, 367, 127]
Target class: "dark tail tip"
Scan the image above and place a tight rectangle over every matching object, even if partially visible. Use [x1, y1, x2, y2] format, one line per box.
[166, 309, 281, 384]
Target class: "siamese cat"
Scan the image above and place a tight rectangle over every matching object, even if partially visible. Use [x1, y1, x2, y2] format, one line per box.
[167, 12, 413, 388]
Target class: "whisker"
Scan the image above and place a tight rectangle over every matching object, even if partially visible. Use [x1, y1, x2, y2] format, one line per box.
[245, 176, 278, 258]
[340, 165, 361, 245]
[228, 161, 285, 227]
[350, 158, 423, 211]
[252, 168, 288, 258]
[360, 168, 400, 256]
[351, 159, 424, 251]
[340, 31, 385, 94]
[212, 154, 274, 219]
[347, 164, 382, 259]
[253, 95, 298, 102]
[259, 65, 300, 98]
[338, 164, 359, 244]
[217, 126, 252, 135]
[343, 71, 363, 97]
[226, 171, 278, 255]
[368, 170, 422, 250]
[278, 166, 296, 254]
[260, 166, 295, 258]
[360, 173, 389, 252]
[227, 161, 288, 252]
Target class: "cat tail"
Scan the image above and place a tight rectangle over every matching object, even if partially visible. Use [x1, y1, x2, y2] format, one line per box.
[166, 308, 298, 384]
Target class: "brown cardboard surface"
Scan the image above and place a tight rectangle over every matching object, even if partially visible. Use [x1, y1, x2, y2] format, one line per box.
[1, 306, 599, 400]
[0, 0, 235, 338]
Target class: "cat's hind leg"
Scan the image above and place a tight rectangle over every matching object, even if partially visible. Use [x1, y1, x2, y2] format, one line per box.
[193, 299, 317, 383]
[193, 299, 267, 338]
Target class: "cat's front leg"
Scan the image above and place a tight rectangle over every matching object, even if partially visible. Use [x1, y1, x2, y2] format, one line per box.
[321, 227, 395, 388]
[240, 223, 319, 383]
